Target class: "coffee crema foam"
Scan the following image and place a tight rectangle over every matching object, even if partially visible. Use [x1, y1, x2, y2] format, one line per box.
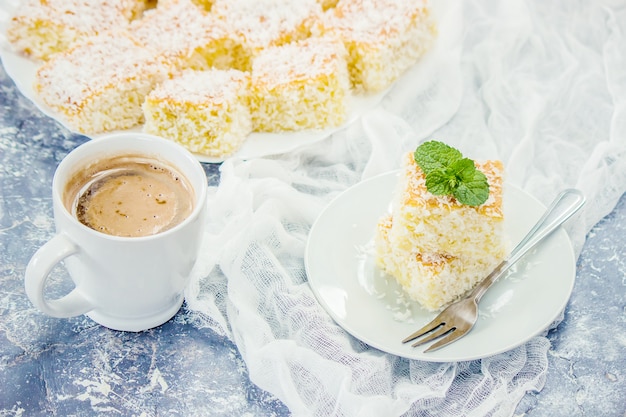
[64, 155, 195, 237]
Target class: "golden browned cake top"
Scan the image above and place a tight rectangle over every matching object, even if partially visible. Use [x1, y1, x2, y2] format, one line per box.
[130, 0, 227, 52]
[35, 31, 166, 108]
[10, 0, 146, 32]
[401, 152, 504, 217]
[252, 38, 346, 87]
[147, 69, 249, 105]
[211, 0, 322, 48]
[322, 0, 429, 42]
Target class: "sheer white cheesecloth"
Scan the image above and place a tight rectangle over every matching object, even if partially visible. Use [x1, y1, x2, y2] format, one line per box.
[185, 0, 626, 415]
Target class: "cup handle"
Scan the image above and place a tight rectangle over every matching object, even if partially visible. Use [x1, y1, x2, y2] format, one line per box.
[25, 233, 94, 318]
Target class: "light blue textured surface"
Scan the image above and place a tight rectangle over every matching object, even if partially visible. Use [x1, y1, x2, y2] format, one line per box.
[0, 63, 287, 416]
[1, 57, 624, 415]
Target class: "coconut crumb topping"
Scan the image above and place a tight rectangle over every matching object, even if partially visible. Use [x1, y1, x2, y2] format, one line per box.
[148, 69, 248, 105]
[35, 31, 165, 108]
[252, 38, 346, 86]
[211, 0, 322, 47]
[323, 0, 429, 42]
[130, 0, 228, 53]
[11, 0, 146, 33]
[402, 152, 504, 218]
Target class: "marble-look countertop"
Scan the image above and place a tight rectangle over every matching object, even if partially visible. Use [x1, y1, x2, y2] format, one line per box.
[1, 58, 625, 416]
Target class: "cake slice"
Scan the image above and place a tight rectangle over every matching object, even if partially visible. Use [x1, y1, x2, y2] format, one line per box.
[250, 37, 350, 132]
[376, 214, 504, 311]
[129, 0, 237, 73]
[389, 152, 505, 259]
[6, 0, 152, 61]
[313, 0, 436, 92]
[211, 0, 323, 71]
[142, 69, 252, 158]
[374, 150, 506, 311]
[34, 31, 170, 133]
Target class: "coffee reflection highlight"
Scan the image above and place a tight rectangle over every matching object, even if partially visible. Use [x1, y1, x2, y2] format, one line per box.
[64, 155, 195, 237]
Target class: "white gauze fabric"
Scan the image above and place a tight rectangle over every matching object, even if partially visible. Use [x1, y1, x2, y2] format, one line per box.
[185, 0, 626, 415]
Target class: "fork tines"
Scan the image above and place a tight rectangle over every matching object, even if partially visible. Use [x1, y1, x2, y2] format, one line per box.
[402, 312, 460, 352]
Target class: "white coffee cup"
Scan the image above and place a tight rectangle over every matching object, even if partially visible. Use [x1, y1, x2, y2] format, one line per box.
[25, 133, 207, 331]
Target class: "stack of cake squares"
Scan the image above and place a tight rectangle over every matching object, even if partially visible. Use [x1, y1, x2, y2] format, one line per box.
[33, 31, 170, 134]
[7, 0, 153, 61]
[8, 0, 437, 158]
[375, 153, 507, 311]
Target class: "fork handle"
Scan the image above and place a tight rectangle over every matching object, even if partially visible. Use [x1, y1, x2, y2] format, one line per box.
[469, 188, 586, 303]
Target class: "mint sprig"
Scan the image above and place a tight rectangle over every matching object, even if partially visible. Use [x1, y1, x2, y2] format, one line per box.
[414, 141, 489, 206]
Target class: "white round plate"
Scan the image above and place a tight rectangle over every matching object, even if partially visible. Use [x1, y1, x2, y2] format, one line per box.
[0, 0, 459, 163]
[0, 37, 383, 163]
[305, 171, 577, 362]
[0, 3, 395, 162]
[0, 35, 385, 162]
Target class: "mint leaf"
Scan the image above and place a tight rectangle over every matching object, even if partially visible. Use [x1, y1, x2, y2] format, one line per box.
[449, 158, 476, 180]
[413, 140, 490, 206]
[425, 168, 455, 195]
[453, 169, 489, 206]
[414, 141, 463, 174]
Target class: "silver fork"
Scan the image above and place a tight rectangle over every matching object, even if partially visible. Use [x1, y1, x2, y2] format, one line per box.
[402, 188, 586, 352]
